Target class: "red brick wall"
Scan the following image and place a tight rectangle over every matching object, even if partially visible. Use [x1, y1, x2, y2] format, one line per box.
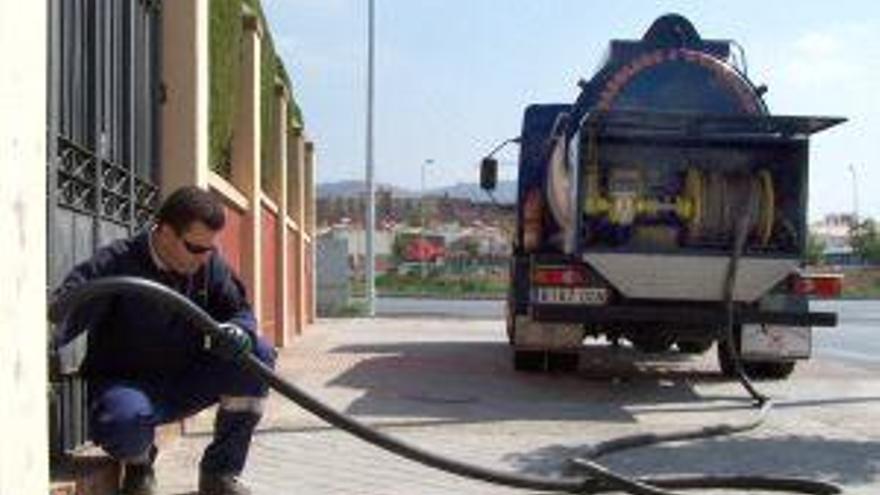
[285, 228, 298, 335]
[217, 203, 244, 275]
[261, 205, 278, 344]
[305, 242, 314, 322]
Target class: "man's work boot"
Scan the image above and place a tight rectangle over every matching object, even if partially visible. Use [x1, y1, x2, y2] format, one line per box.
[119, 445, 158, 495]
[198, 472, 252, 495]
[119, 462, 157, 495]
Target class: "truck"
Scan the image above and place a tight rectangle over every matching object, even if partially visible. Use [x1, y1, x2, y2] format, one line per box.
[480, 14, 844, 379]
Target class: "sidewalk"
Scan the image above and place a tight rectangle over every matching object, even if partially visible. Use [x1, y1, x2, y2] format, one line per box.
[155, 317, 522, 494]
[153, 317, 880, 495]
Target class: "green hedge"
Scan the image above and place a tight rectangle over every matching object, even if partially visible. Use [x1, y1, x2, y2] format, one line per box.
[209, 0, 304, 182]
[260, 22, 277, 190]
[208, 0, 242, 179]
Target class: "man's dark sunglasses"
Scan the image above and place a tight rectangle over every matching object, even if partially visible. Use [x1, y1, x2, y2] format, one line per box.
[182, 238, 215, 255]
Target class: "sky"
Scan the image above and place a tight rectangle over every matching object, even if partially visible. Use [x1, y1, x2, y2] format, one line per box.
[263, 1, 880, 221]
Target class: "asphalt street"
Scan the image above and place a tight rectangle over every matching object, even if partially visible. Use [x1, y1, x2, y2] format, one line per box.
[378, 297, 880, 369]
[812, 300, 880, 368]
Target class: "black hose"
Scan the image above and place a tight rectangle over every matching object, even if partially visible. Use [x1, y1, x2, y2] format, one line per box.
[721, 198, 770, 405]
[567, 182, 827, 492]
[578, 194, 770, 463]
[579, 401, 771, 461]
[49, 277, 842, 494]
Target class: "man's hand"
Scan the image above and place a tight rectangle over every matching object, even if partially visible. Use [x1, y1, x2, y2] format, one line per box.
[204, 322, 253, 360]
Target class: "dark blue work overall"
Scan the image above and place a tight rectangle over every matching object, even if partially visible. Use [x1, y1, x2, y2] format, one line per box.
[53, 229, 276, 476]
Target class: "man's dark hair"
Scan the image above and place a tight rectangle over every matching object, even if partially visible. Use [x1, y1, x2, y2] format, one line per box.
[155, 186, 225, 234]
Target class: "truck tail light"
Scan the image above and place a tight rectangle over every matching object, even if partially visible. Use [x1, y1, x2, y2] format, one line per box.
[791, 273, 843, 298]
[533, 266, 588, 286]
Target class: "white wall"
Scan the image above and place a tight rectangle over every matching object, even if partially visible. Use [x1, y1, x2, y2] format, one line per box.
[161, 0, 209, 190]
[337, 227, 393, 258]
[0, 0, 49, 493]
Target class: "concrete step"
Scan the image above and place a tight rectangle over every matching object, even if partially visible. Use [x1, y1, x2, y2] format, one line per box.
[50, 445, 120, 495]
[49, 423, 182, 495]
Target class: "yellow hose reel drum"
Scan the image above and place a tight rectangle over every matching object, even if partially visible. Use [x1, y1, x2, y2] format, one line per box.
[680, 167, 775, 246]
[755, 169, 775, 246]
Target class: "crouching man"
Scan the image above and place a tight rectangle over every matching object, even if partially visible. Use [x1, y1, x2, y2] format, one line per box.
[51, 186, 276, 495]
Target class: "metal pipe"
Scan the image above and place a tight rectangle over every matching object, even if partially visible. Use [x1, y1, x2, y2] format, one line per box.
[365, 0, 376, 316]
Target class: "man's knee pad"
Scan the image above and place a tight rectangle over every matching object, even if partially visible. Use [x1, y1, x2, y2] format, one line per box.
[219, 396, 265, 416]
[90, 385, 156, 460]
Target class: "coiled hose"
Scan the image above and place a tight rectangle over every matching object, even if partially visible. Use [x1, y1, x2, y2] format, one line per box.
[50, 276, 842, 494]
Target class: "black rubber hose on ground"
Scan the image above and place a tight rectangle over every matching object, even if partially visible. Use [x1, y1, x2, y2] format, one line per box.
[568, 184, 820, 493]
[577, 194, 771, 464]
[49, 277, 842, 494]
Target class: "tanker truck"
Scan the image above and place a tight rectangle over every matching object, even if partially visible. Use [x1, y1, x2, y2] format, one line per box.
[480, 14, 844, 379]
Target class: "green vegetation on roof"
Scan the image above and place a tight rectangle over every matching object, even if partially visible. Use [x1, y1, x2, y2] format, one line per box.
[208, 0, 241, 179]
[209, 0, 305, 182]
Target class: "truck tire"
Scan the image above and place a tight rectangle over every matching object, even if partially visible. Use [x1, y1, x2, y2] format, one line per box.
[749, 361, 796, 379]
[505, 301, 516, 345]
[630, 334, 674, 354]
[717, 330, 797, 380]
[514, 350, 546, 372]
[548, 351, 580, 373]
[676, 339, 713, 354]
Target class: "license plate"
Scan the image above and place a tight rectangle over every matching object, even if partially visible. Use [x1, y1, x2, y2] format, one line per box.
[740, 324, 811, 360]
[535, 287, 608, 305]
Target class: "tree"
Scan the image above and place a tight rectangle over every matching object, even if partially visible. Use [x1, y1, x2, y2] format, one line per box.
[405, 208, 423, 227]
[851, 218, 880, 265]
[462, 237, 480, 258]
[333, 196, 347, 220]
[378, 188, 394, 221]
[805, 232, 826, 266]
[391, 233, 410, 263]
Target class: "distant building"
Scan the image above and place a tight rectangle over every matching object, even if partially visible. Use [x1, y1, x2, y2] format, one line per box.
[323, 224, 394, 274]
[811, 214, 857, 265]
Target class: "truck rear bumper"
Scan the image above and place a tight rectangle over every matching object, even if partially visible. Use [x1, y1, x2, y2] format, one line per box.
[531, 304, 837, 327]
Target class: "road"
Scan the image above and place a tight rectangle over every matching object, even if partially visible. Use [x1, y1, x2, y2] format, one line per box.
[376, 296, 505, 319]
[378, 297, 880, 368]
[812, 300, 880, 368]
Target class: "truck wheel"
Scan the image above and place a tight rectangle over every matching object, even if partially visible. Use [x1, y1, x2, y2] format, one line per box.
[676, 339, 713, 354]
[717, 334, 797, 380]
[630, 334, 674, 354]
[505, 302, 516, 345]
[505, 281, 518, 345]
[548, 352, 580, 373]
[513, 350, 545, 372]
[749, 361, 796, 379]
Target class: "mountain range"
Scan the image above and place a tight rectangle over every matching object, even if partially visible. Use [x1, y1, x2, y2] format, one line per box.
[317, 180, 517, 204]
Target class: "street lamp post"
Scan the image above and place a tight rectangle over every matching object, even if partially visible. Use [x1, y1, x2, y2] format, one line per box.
[849, 164, 860, 225]
[365, 0, 376, 316]
[849, 164, 861, 265]
[421, 158, 434, 278]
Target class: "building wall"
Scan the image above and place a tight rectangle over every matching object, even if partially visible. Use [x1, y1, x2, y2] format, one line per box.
[261, 201, 279, 343]
[192, 8, 315, 345]
[161, 0, 209, 190]
[0, 0, 49, 492]
[316, 234, 350, 315]
[218, 202, 246, 274]
[286, 227, 302, 334]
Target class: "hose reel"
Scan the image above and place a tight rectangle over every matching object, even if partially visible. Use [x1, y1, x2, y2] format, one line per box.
[581, 165, 776, 248]
[684, 167, 775, 246]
